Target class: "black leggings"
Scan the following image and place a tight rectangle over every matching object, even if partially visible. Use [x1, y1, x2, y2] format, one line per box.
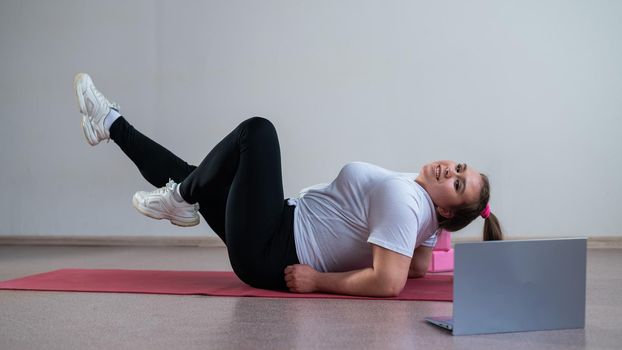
[109, 116, 299, 290]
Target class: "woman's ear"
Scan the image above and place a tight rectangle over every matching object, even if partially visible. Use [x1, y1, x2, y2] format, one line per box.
[437, 206, 454, 219]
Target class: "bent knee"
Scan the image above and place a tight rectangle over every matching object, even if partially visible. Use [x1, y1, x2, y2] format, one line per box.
[243, 116, 275, 132]
[239, 116, 277, 144]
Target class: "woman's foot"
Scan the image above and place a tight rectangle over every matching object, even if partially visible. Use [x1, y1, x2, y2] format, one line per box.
[73, 73, 119, 146]
[132, 180, 200, 227]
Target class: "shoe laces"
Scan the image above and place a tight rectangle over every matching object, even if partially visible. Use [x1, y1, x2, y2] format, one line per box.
[150, 179, 176, 196]
[165, 179, 176, 193]
[160, 179, 200, 212]
[89, 86, 119, 144]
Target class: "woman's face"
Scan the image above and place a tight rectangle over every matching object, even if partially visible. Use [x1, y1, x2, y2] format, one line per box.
[415, 160, 483, 218]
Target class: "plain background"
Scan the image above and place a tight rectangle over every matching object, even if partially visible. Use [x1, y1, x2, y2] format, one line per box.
[0, 0, 620, 240]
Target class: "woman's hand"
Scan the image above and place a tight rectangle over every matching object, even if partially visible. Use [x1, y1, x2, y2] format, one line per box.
[284, 264, 318, 293]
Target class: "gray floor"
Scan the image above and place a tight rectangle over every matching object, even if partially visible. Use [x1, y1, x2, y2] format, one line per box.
[0, 246, 621, 350]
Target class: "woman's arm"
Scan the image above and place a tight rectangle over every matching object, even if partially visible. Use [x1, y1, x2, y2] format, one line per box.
[408, 246, 433, 278]
[284, 244, 411, 297]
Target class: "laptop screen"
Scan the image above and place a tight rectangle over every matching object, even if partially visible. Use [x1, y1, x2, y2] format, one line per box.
[451, 238, 586, 335]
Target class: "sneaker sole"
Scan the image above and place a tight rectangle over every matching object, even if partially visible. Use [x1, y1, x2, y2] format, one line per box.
[74, 73, 100, 146]
[132, 195, 199, 227]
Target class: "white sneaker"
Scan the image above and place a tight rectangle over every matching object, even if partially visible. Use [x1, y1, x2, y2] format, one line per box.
[132, 179, 200, 227]
[73, 73, 119, 146]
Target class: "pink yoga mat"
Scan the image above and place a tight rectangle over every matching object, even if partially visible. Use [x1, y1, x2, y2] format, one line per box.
[0, 269, 452, 301]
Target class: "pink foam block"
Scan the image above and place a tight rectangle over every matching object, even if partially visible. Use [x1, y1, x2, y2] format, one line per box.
[428, 249, 454, 272]
[433, 229, 452, 251]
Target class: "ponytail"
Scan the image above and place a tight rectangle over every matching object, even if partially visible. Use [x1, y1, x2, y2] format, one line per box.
[483, 212, 503, 241]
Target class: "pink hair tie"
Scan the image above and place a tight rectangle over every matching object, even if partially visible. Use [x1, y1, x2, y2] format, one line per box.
[480, 204, 491, 219]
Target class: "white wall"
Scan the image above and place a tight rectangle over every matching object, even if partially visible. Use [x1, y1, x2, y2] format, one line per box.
[1, 0, 620, 239]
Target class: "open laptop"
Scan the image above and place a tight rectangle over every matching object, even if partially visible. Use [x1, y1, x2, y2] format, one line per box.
[425, 238, 587, 335]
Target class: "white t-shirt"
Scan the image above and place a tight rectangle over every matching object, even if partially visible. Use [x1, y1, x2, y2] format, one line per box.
[287, 162, 439, 272]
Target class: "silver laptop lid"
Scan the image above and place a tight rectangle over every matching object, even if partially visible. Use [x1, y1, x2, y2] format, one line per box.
[453, 238, 586, 335]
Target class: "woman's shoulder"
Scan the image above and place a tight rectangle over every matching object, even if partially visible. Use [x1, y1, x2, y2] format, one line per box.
[371, 176, 434, 209]
[339, 161, 396, 177]
[341, 161, 381, 171]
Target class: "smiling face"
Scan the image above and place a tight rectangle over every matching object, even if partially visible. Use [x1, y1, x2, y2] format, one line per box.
[415, 160, 484, 219]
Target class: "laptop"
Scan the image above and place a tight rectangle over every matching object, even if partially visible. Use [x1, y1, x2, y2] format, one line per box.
[425, 238, 587, 335]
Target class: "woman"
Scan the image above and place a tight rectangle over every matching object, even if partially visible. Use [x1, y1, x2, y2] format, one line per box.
[74, 73, 502, 297]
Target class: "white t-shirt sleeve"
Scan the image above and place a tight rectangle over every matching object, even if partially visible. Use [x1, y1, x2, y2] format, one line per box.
[420, 229, 439, 248]
[366, 178, 420, 258]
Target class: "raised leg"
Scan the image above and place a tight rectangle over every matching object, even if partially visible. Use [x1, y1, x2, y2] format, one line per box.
[109, 117, 197, 187]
